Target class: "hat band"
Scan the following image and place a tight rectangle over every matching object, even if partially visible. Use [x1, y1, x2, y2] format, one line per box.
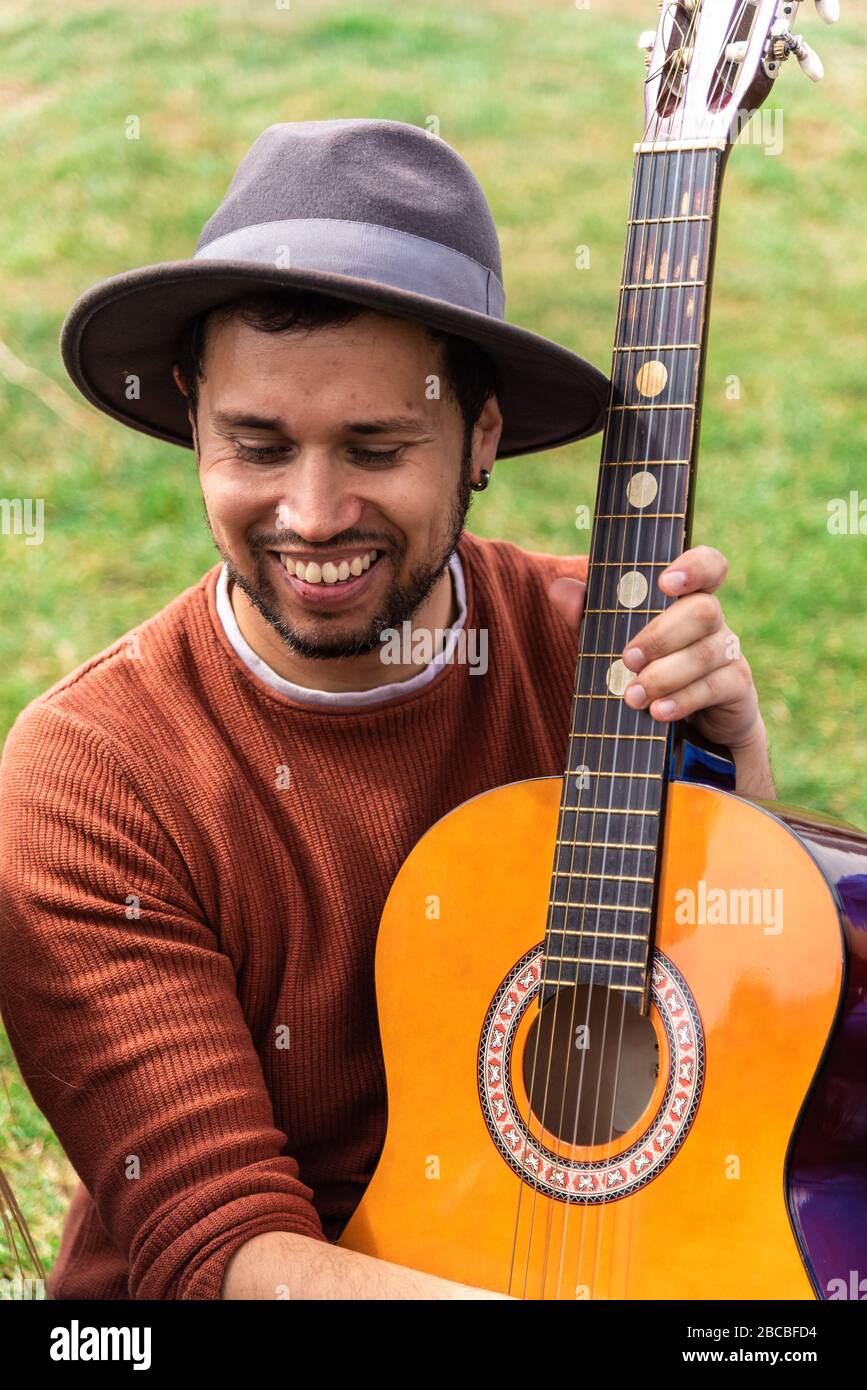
[193, 217, 506, 319]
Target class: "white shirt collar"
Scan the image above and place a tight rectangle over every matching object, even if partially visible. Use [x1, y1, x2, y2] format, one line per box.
[215, 550, 467, 708]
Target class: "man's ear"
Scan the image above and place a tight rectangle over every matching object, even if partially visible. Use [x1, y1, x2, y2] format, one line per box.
[474, 393, 503, 468]
[172, 365, 199, 456]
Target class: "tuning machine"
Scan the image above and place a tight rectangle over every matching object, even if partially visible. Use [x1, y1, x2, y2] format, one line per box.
[771, 30, 825, 80]
[762, 0, 833, 82]
[815, 0, 839, 23]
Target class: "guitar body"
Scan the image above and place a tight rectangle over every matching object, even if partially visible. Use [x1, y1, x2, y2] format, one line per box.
[340, 2, 867, 1300]
[339, 777, 867, 1298]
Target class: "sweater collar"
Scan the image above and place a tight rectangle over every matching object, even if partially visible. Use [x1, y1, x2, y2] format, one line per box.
[214, 549, 468, 710]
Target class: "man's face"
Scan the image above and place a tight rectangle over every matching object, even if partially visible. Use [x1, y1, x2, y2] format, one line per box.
[177, 308, 500, 660]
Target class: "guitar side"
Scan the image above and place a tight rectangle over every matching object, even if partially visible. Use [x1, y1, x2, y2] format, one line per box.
[337, 778, 862, 1299]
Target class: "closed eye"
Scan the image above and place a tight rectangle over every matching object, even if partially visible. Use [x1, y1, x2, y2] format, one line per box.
[348, 447, 405, 464]
[231, 442, 406, 465]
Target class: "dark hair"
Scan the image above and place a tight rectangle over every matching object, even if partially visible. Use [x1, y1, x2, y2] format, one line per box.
[173, 289, 498, 458]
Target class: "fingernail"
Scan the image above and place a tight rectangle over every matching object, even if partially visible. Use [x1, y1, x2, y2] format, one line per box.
[662, 570, 686, 592]
[623, 646, 645, 670]
[625, 683, 646, 706]
[655, 699, 676, 717]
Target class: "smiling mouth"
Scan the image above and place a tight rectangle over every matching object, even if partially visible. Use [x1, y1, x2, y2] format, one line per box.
[268, 547, 386, 593]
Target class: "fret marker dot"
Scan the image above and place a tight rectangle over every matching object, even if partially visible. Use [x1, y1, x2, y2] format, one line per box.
[635, 360, 668, 397]
[617, 571, 649, 609]
[606, 659, 637, 696]
[626, 471, 658, 508]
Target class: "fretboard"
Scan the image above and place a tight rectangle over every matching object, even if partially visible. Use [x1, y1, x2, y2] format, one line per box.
[543, 145, 728, 1008]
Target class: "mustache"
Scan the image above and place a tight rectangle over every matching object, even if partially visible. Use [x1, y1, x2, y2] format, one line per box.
[254, 535, 395, 553]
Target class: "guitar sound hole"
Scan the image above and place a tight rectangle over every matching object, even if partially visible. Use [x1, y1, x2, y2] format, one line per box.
[522, 985, 659, 1146]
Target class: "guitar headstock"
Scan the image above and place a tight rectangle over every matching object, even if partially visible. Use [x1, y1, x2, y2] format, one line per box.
[638, 0, 839, 147]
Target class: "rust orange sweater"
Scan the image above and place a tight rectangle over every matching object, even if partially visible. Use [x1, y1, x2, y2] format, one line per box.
[0, 530, 587, 1300]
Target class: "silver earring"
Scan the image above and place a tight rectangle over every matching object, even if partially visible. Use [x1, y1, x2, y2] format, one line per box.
[471, 469, 491, 492]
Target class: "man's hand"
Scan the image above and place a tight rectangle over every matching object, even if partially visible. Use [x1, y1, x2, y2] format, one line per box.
[547, 545, 775, 797]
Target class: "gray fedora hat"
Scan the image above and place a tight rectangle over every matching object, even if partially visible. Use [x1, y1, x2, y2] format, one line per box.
[59, 119, 610, 459]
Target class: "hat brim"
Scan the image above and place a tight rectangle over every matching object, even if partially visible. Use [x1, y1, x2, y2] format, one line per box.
[59, 260, 610, 459]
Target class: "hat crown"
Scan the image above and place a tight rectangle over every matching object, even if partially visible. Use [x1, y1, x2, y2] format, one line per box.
[196, 119, 503, 280]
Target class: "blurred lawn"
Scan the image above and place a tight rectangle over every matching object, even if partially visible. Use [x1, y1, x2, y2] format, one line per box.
[1, 0, 865, 1283]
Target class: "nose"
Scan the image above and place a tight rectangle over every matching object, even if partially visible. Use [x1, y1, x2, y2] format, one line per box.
[275, 454, 365, 543]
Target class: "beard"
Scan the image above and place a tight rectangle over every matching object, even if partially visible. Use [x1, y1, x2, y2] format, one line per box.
[212, 449, 474, 660]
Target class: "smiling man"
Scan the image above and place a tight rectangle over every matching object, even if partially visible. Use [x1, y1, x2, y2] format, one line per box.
[178, 303, 485, 690]
[0, 120, 774, 1302]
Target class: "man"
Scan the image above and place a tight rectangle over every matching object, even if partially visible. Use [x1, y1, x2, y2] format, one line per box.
[0, 120, 773, 1301]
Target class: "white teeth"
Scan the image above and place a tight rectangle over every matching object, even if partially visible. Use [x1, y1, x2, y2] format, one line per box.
[281, 549, 379, 585]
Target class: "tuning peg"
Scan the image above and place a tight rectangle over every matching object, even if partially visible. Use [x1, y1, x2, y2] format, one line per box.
[794, 36, 825, 80]
[773, 31, 825, 81]
[724, 41, 749, 63]
[638, 29, 656, 67]
[815, 0, 839, 23]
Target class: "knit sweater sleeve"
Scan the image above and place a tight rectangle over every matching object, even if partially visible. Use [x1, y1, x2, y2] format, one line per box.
[0, 701, 328, 1300]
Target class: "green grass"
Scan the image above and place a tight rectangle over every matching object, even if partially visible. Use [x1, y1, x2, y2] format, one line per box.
[1, 0, 865, 1282]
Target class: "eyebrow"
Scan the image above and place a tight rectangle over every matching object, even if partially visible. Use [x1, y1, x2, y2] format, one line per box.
[211, 410, 431, 436]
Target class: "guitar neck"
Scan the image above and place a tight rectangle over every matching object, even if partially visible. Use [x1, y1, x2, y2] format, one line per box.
[583, 143, 729, 674]
[546, 144, 729, 1007]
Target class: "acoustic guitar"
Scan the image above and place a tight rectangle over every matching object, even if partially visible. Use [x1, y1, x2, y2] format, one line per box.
[339, 0, 867, 1298]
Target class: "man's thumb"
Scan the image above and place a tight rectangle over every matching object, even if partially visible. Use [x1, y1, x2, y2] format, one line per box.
[547, 576, 587, 634]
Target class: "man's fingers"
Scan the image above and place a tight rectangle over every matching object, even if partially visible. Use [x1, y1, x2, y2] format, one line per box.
[623, 632, 745, 711]
[622, 594, 725, 670]
[659, 545, 729, 596]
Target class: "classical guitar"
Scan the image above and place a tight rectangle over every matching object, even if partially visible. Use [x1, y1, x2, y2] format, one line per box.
[339, 0, 867, 1298]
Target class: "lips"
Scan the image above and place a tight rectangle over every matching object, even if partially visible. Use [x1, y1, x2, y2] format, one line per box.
[277, 548, 381, 586]
[267, 548, 385, 608]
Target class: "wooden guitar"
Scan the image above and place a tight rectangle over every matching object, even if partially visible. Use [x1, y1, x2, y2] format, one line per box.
[339, 0, 867, 1298]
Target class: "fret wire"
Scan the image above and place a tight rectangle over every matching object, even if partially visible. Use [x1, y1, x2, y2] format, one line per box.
[583, 607, 667, 616]
[581, 562, 675, 568]
[555, 869, 654, 883]
[546, 954, 646, 968]
[559, 770, 663, 780]
[546, 927, 650, 938]
[608, 404, 694, 413]
[556, 804, 659, 815]
[548, 900, 652, 912]
[593, 511, 686, 519]
[600, 459, 689, 467]
[612, 344, 699, 353]
[571, 651, 677, 660]
[540, 979, 644, 994]
[557, 840, 657, 851]
[621, 278, 705, 290]
[628, 214, 711, 224]
[566, 730, 667, 741]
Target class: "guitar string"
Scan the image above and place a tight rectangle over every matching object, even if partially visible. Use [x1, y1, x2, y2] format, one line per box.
[527, 0, 739, 1301]
[564, 0, 749, 1300]
[548, 1, 708, 1298]
[551, 130, 696, 1294]
[508, 0, 747, 1298]
[506, 140, 647, 1296]
[580, 141, 703, 1301]
[563, 90, 697, 1298]
[509, 0, 701, 1298]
